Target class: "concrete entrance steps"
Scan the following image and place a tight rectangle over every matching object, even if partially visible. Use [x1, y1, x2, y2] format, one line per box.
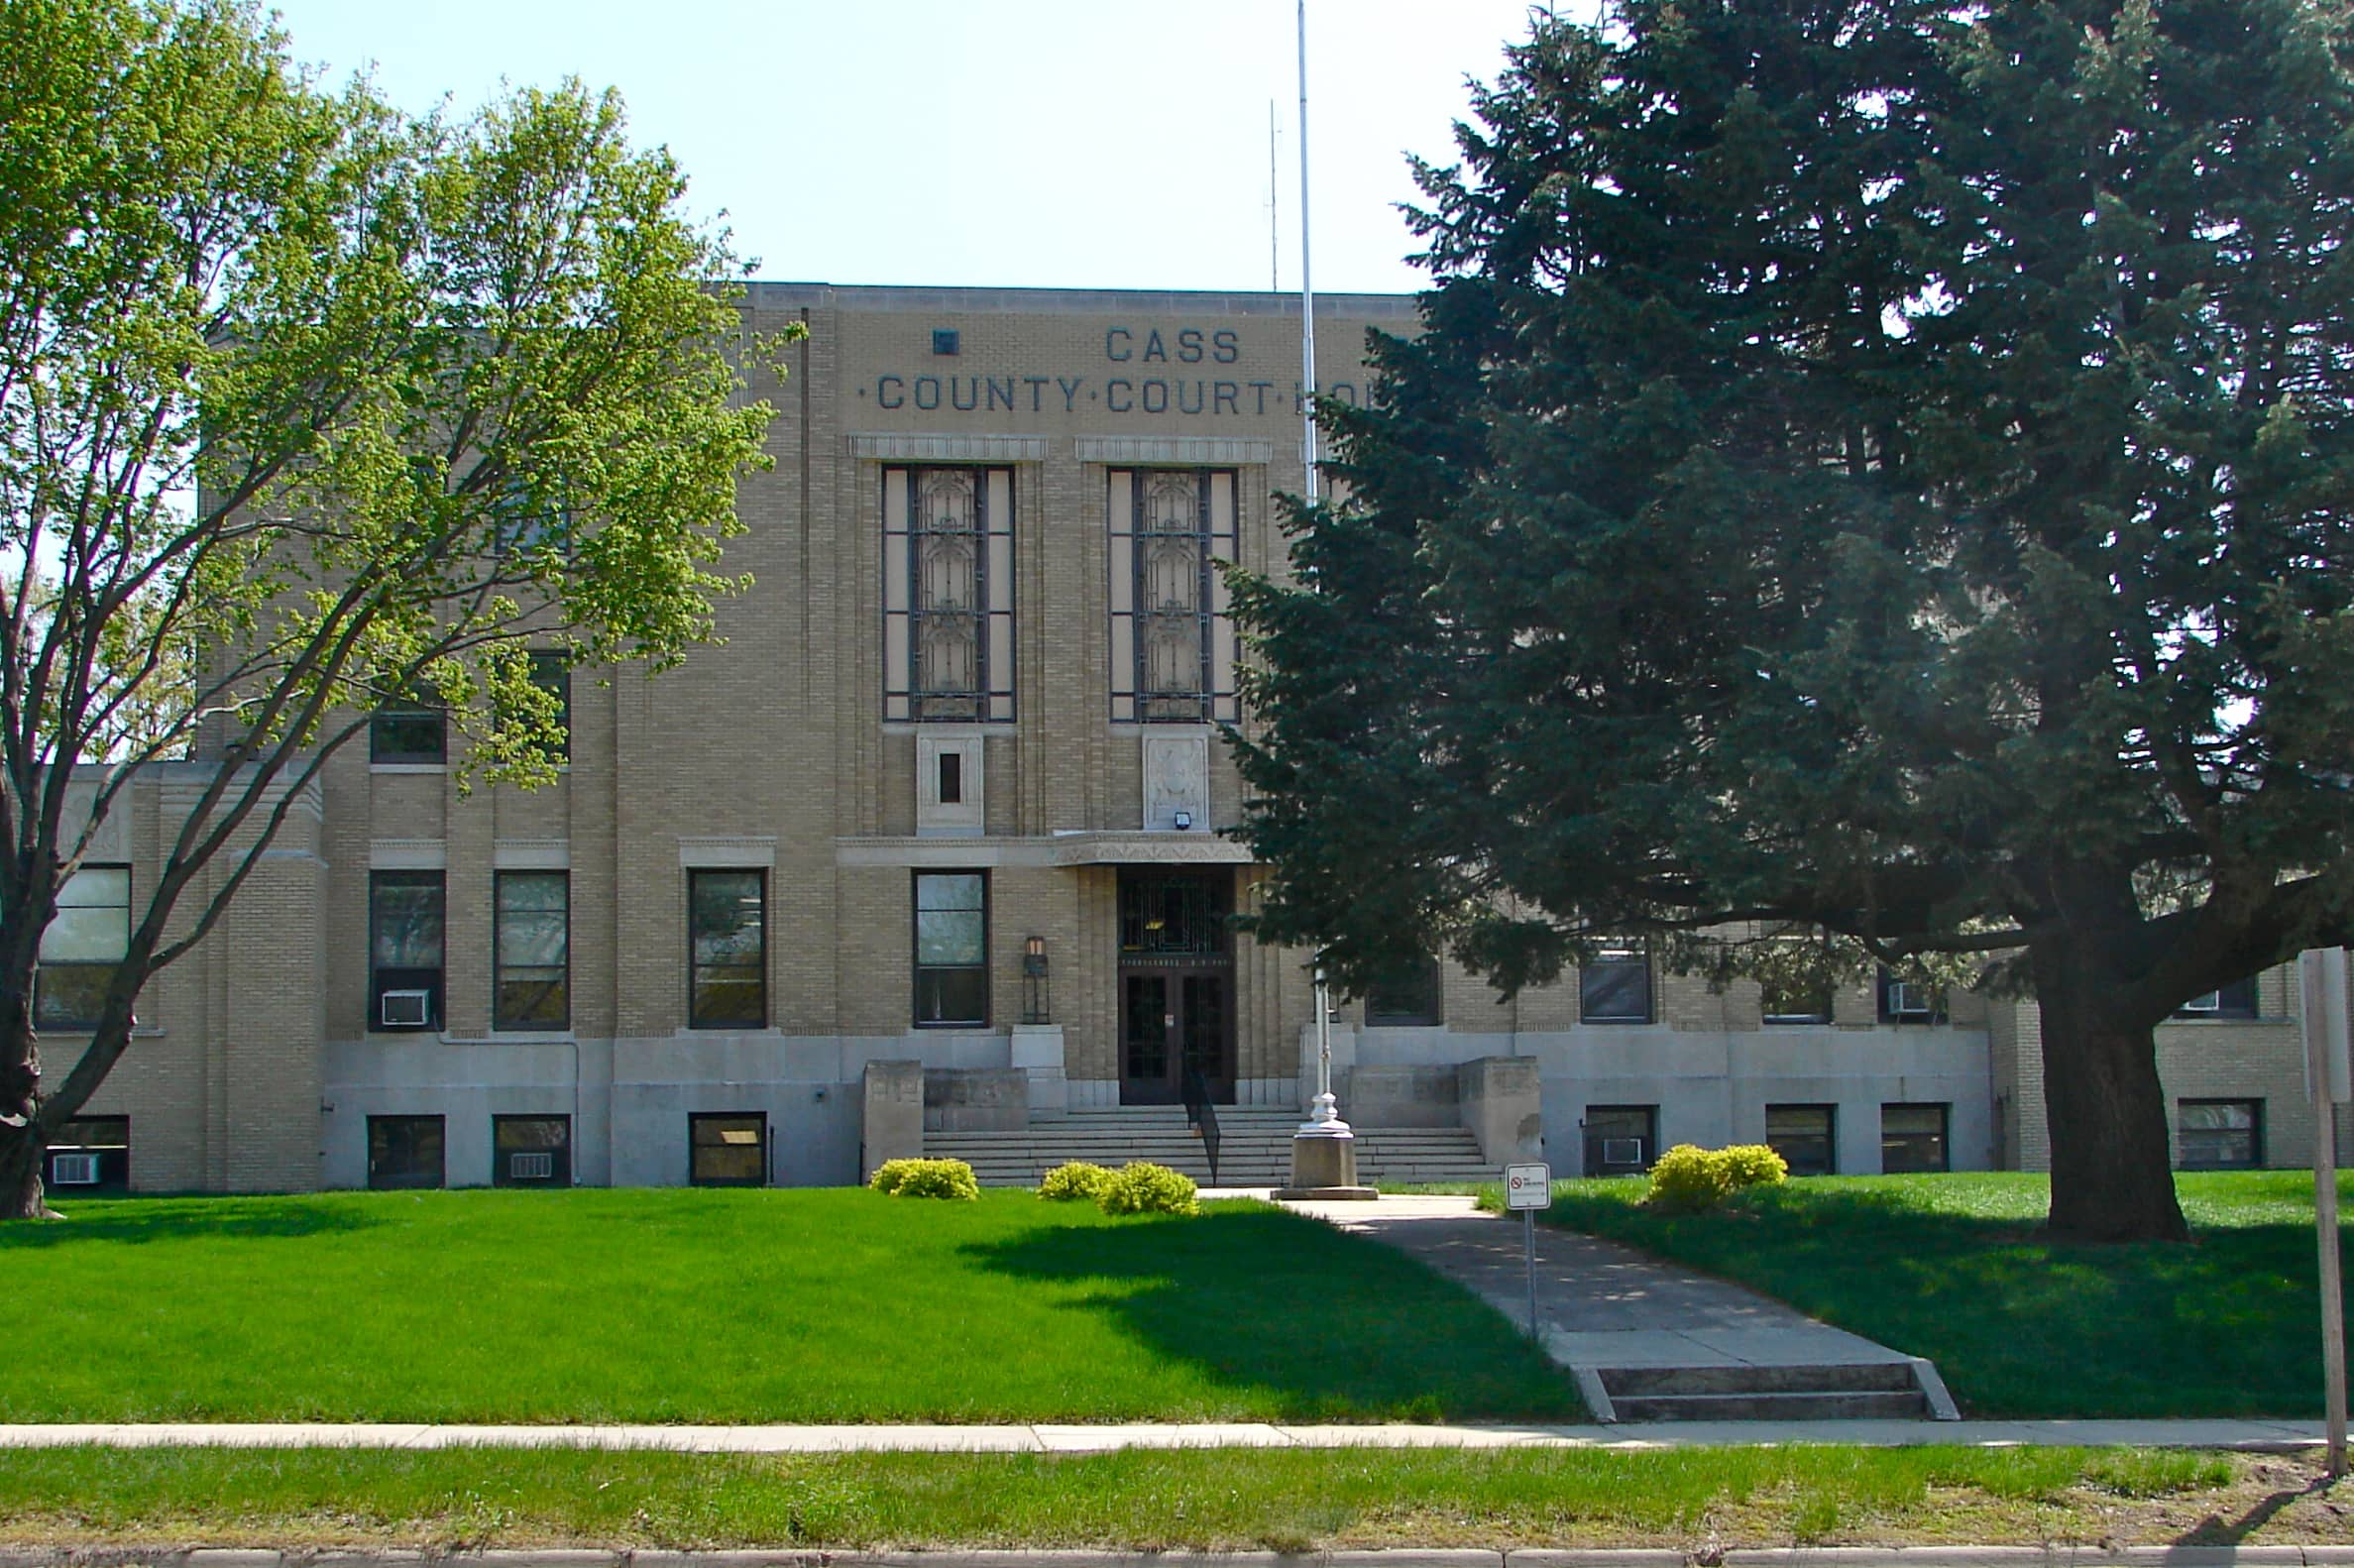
[926, 1106, 1499, 1188]
[1595, 1360, 1935, 1422]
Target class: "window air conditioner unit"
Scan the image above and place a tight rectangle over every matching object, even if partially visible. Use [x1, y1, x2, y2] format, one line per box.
[1887, 981, 1934, 1018]
[51, 1152, 100, 1185]
[2181, 990, 2221, 1014]
[380, 989, 431, 1028]
[508, 1151, 555, 1180]
[1602, 1138, 1645, 1167]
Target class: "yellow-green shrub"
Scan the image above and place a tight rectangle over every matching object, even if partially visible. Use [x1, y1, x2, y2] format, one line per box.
[1645, 1143, 1733, 1211]
[1097, 1161, 1199, 1217]
[1718, 1143, 1789, 1189]
[868, 1157, 979, 1199]
[1645, 1142, 1787, 1211]
[1038, 1161, 1116, 1201]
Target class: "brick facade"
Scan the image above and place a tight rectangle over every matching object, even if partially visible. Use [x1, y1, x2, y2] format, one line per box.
[38, 283, 2344, 1191]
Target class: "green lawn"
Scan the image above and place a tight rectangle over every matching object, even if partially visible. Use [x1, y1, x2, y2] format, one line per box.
[0, 1444, 2286, 1551]
[7, 1188, 1580, 1423]
[1511, 1171, 2354, 1419]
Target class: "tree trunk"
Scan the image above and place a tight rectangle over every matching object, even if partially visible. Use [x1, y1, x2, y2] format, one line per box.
[2032, 938, 2190, 1244]
[0, 1121, 55, 1221]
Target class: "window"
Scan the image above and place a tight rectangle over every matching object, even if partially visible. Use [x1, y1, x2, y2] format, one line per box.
[369, 870, 444, 1031]
[884, 467, 1014, 722]
[1766, 1104, 1838, 1176]
[914, 871, 987, 1026]
[938, 749, 962, 805]
[526, 652, 570, 762]
[494, 871, 568, 1030]
[493, 1114, 572, 1186]
[690, 1111, 766, 1186]
[1108, 468, 1239, 723]
[689, 869, 766, 1029]
[35, 864, 130, 1030]
[1762, 974, 1833, 1024]
[1580, 942, 1653, 1024]
[371, 706, 446, 764]
[367, 1114, 445, 1189]
[1881, 1103, 1950, 1174]
[2176, 976, 2259, 1019]
[2180, 1098, 2263, 1170]
[1584, 1105, 1657, 1176]
[1365, 956, 1442, 1026]
[46, 1115, 128, 1190]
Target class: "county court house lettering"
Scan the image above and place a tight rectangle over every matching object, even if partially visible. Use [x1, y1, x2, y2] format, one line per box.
[33, 283, 2339, 1195]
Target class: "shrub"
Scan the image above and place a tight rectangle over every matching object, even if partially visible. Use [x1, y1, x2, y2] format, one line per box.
[1646, 1142, 1791, 1211]
[1097, 1161, 1199, 1217]
[868, 1158, 979, 1199]
[1038, 1161, 1116, 1201]
[1718, 1143, 1789, 1190]
[1645, 1144, 1733, 1212]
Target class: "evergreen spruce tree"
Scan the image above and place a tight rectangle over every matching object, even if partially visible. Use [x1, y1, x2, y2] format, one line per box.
[1233, 0, 2354, 1242]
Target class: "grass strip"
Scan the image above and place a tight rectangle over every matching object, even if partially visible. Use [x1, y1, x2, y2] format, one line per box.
[5, 1444, 2339, 1551]
[1486, 1171, 2354, 1419]
[7, 1190, 1578, 1423]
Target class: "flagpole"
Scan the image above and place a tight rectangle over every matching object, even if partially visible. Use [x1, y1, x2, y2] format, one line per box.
[1297, 0, 1318, 506]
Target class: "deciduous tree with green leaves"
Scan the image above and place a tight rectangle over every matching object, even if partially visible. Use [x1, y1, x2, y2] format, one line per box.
[0, 0, 787, 1217]
[1232, 0, 2354, 1243]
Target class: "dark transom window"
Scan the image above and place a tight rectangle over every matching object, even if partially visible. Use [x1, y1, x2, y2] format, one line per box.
[690, 1112, 766, 1186]
[494, 1114, 572, 1186]
[1584, 1105, 1657, 1176]
[368, 1114, 445, 1189]
[371, 706, 446, 765]
[1118, 872, 1230, 957]
[1109, 468, 1238, 724]
[1766, 1103, 1838, 1176]
[1881, 1103, 1950, 1174]
[2179, 1098, 2263, 1169]
[884, 467, 1014, 722]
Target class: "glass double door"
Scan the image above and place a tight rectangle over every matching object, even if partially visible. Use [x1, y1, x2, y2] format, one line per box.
[1120, 967, 1234, 1105]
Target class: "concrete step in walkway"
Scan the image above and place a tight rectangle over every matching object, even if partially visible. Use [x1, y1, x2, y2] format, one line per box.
[928, 1111, 1495, 1188]
[1278, 1193, 1959, 1424]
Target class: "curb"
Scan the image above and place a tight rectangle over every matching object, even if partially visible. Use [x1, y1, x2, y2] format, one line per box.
[5, 1549, 2354, 1568]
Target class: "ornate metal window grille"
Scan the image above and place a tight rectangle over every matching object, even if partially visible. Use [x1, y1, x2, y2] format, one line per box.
[1108, 468, 1238, 724]
[1117, 872, 1231, 958]
[884, 467, 1014, 722]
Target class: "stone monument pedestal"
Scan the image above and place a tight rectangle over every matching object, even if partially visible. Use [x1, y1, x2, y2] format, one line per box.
[1274, 1095, 1378, 1200]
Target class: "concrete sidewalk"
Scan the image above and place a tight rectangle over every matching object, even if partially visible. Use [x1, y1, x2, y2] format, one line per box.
[1272, 1192, 1958, 1420]
[0, 1417, 2325, 1451]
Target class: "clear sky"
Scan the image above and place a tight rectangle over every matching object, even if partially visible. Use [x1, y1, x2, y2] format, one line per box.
[262, 1, 1564, 297]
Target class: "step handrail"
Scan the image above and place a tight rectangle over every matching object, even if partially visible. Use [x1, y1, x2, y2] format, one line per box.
[1181, 1067, 1221, 1186]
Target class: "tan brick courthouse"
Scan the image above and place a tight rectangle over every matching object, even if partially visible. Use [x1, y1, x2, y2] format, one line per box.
[35, 284, 2343, 1194]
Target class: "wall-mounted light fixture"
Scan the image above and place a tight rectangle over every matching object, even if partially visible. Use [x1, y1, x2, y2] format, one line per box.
[1174, 810, 1192, 831]
[1022, 935, 1051, 1025]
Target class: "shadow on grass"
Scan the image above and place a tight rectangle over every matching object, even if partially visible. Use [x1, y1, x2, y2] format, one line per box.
[1540, 1175, 2351, 1418]
[0, 1194, 384, 1249]
[964, 1201, 1585, 1422]
[2174, 1475, 2333, 1545]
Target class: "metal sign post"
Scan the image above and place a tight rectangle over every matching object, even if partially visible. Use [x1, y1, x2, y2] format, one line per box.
[2299, 949, 2350, 1478]
[1505, 1161, 1552, 1341]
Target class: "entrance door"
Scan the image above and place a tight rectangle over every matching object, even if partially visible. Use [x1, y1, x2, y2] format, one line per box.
[1121, 967, 1234, 1104]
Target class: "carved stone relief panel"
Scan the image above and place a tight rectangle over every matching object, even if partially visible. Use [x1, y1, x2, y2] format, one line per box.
[1141, 731, 1210, 833]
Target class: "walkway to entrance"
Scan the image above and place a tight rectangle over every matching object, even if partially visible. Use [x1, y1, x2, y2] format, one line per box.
[1269, 1192, 1960, 1423]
